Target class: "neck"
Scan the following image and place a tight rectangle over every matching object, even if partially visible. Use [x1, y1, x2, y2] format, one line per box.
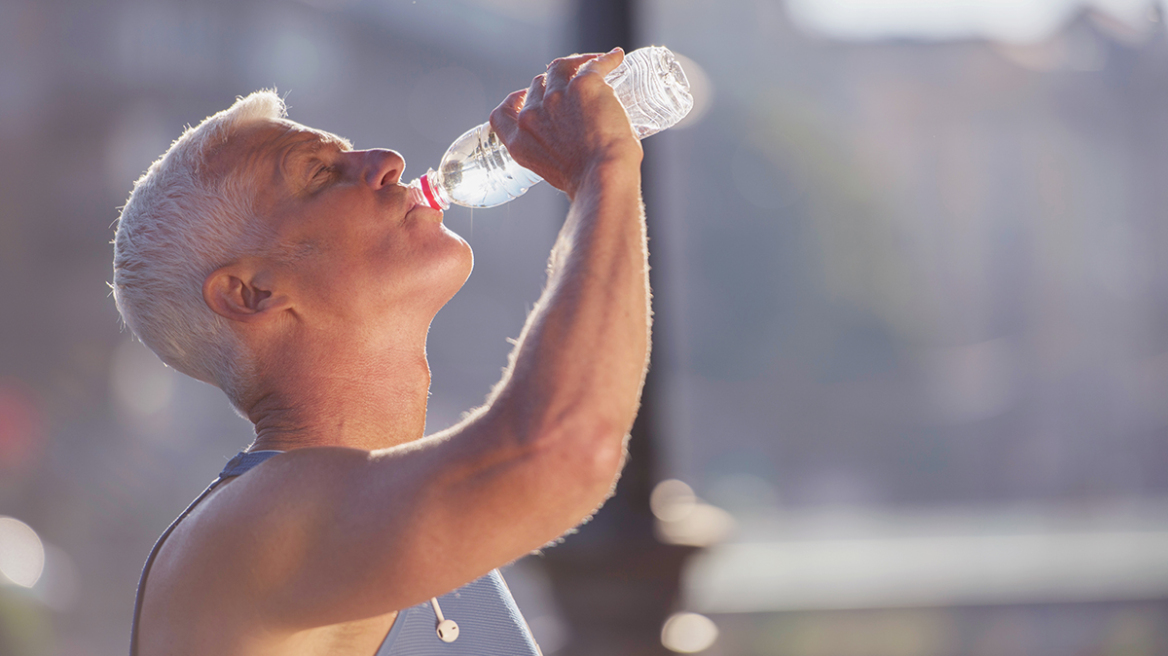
[246, 333, 432, 453]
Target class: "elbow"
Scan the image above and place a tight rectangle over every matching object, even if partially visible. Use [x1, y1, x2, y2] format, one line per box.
[484, 394, 632, 511]
[491, 390, 631, 477]
[547, 414, 629, 508]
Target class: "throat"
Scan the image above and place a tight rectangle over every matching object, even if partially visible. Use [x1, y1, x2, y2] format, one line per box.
[247, 351, 432, 452]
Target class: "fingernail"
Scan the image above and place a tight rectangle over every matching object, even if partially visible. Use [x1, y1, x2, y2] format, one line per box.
[609, 47, 622, 54]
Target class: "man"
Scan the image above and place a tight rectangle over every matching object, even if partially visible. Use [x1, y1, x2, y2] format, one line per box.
[112, 48, 649, 655]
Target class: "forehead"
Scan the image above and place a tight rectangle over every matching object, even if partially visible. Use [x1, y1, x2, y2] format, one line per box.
[211, 119, 351, 206]
[214, 119, 350, 173]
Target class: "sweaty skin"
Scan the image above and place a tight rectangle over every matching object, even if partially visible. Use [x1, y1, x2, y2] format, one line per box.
[137, 49, 648, 655]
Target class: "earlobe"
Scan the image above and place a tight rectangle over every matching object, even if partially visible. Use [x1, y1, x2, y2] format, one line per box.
[203, 267, 291, 323]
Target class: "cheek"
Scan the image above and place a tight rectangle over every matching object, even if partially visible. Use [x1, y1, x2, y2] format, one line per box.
[290, 259, 368, 323]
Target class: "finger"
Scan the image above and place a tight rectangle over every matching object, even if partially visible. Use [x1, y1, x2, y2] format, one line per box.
[578, 47, 625, 79]
[489, 88, 527, 141]
[545, 52, 602, 95]
[525, 73, 547, 107]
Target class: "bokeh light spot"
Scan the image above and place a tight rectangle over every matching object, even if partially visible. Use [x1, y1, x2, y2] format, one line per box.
[651, 479, 697, 522]
[0, 516, 45, 588]
[661, 612, 719, 653]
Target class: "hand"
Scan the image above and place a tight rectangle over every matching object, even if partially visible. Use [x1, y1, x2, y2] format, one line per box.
[489, 48, 643, 200]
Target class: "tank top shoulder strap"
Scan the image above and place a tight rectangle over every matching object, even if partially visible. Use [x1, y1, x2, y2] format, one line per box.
[128, 450, 285, 656]
[218, 449, 285, 477]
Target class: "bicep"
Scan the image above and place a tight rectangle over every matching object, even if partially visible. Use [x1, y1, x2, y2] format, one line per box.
[212, 415, 621, 630]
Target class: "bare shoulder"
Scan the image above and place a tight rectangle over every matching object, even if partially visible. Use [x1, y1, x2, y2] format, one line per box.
[137, 448, 365, 618]
[136, 450, 400, 655]
[136, 478, 264, 655]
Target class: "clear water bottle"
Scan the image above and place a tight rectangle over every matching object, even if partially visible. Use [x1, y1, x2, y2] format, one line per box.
[409, 46, 694, 210]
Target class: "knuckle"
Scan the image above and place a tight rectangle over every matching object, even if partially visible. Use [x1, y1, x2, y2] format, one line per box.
[568, 72, 605, 95]
[548, 54, 586, 74]
[494, 93, 520, 116]
[577, 69, 606, 83]
[515, 108, 540, 131]
[542, 87, 565, 105]
[489, 105, 515, 130]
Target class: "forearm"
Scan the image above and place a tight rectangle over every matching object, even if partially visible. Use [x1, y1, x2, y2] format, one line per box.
[487, 158, 649, 453]
[436, 48, 650, 519]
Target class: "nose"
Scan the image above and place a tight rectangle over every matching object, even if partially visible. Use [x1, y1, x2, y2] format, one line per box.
[362, 149, 406, 189]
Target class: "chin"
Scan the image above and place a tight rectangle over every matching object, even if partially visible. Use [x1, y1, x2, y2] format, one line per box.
[434, 230, 475, 303]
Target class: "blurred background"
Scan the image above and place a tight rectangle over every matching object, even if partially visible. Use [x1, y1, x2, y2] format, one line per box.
[2, 0, 1168, 654]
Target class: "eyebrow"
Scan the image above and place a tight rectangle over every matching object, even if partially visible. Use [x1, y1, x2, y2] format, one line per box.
[309, 131, 353, 152]
[287, 135, 344, 161]
[278, 133, 349, 182]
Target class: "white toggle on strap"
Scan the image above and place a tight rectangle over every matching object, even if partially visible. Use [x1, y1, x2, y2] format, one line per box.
[430, 597, 460, 643]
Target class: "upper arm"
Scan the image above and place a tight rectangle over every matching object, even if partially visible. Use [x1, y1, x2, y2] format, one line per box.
[199, 409, 625, 630]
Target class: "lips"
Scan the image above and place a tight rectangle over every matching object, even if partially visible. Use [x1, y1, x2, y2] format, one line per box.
[405, 197, 443, 223]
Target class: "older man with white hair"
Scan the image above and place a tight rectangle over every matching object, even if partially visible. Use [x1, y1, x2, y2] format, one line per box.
[113, 48, 649, 655]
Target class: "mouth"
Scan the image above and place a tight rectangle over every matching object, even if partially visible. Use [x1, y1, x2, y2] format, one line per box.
[406, 197, 444, 223]
[399, 182, 443, 222]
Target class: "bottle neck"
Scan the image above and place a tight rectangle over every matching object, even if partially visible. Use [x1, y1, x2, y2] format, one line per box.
[414, 172, 450, 210]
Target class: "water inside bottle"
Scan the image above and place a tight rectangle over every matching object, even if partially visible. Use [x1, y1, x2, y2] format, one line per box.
[439, 124, 543, 208]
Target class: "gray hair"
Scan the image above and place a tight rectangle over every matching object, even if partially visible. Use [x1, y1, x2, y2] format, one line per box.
[112, 90, 287, 413]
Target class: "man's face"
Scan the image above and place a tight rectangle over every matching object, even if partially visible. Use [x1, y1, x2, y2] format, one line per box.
[228, 119, 473, 335]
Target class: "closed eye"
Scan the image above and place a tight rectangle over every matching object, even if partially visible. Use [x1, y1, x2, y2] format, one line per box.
[309, 162, 339, 189]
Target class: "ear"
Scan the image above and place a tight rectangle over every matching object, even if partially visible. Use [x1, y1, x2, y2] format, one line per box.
[202, 265, 292, 324]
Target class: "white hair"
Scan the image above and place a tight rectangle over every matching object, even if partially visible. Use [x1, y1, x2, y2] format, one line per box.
[112, 90, 287, 413]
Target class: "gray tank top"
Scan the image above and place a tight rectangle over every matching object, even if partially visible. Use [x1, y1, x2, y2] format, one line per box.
[130, 450, 542, 656]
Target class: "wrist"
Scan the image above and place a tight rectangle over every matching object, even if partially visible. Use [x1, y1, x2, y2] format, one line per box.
[568, 153, 642, 202]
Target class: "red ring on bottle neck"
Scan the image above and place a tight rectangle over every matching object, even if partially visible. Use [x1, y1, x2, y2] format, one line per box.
[420, 174, 443, 210]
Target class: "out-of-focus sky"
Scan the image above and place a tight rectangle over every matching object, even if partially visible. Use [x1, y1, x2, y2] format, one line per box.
[789, 0, 1164, 40]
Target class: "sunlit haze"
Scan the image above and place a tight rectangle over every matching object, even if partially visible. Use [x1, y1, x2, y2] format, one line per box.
[787, 0, 1165, 41]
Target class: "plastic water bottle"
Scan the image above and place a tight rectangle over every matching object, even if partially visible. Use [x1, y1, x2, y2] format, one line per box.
[409, 46, 694, 210]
